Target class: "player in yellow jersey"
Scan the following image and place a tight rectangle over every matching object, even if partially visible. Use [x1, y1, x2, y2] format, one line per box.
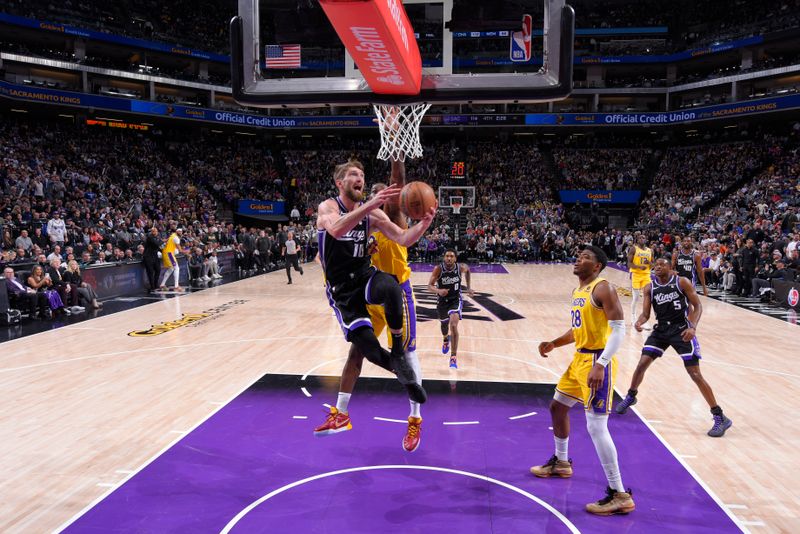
[158, 226, 184, 292]
[530, 245, 635, 516]
[627, 233, 653, 329]
[314, 156, 425, 453]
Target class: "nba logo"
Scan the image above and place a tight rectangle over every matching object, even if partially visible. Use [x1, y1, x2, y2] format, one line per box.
[788, 288, 799, 308]
[510, 14, 532, 62]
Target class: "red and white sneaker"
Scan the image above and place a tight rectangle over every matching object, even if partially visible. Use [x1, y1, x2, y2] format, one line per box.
[313, 407, 352, 437]
[403, 416, 422, 452]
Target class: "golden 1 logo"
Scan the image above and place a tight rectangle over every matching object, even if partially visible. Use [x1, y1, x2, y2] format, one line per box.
[128, 300, 248, 337]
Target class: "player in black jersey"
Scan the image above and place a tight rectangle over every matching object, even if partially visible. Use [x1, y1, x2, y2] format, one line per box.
[315, 159, 435, 434]
[428, 249, 473, 369]
[615, 258, 732, 437]
[672, 235, 708, 296]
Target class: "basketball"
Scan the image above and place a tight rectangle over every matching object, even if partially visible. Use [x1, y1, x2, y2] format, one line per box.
[400, 182, 437, 220]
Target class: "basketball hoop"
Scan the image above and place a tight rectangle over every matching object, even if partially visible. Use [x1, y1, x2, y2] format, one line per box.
[373, 103, 431, 162]
[451, 201, 463, 215]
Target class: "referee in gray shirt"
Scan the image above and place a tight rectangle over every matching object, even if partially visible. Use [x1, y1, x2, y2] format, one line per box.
[282, 231, 304, 284]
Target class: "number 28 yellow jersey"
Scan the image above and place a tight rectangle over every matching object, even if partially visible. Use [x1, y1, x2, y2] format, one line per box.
[571, 277, 610, 351]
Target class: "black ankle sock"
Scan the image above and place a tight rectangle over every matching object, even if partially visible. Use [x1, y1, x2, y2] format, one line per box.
[710, 405, 723, 416]
[628, 389, 638, 397]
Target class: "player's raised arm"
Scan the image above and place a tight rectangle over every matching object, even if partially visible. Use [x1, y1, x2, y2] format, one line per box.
[383, 160, 407, 228]
[370, 203, 436, 247]
[317, 186, 400, 238]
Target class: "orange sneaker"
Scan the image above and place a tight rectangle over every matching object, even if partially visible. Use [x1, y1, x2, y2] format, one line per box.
[403, 416, 422, 452]
[313, 407, 352, 437]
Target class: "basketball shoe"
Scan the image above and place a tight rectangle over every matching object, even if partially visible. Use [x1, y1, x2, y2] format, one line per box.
[530, 455, 573, 478]
[615, 394, 637, 414]
[313, 407, 352, 437]
[449, 355, 458, 369]
[403, 416, 422, 452]
[585, 487, 635, 515]
[708, 414, 732, 437]
[442, 337, 450, 354]
[391, 348, 427, 404]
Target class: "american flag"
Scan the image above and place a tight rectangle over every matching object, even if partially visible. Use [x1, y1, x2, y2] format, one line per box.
[265, 44, 301, 69]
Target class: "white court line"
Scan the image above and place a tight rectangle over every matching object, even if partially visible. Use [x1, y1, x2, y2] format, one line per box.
[443, 421, 480, 426]
[292, 416, 308, 420]
[301, 357, 347, 381]
[114, 470, 133, 475]
[55, 379, 254, 533]
[626, 403, 749, 533]
[508, 411, 538, 420]
[219, 465, 580, 534]
[322, 403, 331, 409]
[725, 504, 748, 510]
[374, 417, 407, 424]
[300, 387, 311, 398]
[95, 483, 116, 488]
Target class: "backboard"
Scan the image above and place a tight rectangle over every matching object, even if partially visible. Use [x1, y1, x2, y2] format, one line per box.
[230, 0, 574, 107]
[439, 186, 476, 212]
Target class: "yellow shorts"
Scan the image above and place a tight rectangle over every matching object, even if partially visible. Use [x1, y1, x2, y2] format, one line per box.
[366, 279, 417, 351]
[555, 350, 617, 414]
[631, 274, 651, 290]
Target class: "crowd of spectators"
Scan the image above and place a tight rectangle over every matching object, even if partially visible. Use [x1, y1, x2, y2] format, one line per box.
[636, 140, 767, 230]
[553, 148, 651, 190]
[2, 113, 799, 323]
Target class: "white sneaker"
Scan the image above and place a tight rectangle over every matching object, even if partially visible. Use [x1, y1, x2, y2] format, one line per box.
[202, 276, 211, 281]
[213, 273, 222, 279]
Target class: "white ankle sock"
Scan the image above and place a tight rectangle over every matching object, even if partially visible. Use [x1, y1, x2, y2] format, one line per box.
[336, 392, 351, 413]
[554, 436, 569, 461]
[409, 400, 421, 418]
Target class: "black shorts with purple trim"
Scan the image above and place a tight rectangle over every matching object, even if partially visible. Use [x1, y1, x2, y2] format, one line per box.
[325, 267, 376, 341]
[437, 296, 463, 322]
[642, 322, 701, 367]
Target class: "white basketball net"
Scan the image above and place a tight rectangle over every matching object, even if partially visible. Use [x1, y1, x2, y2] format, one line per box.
[373, 103, 431, 162]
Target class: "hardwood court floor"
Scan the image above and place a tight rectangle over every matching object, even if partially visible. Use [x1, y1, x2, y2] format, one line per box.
[1, 263, 797, 532]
